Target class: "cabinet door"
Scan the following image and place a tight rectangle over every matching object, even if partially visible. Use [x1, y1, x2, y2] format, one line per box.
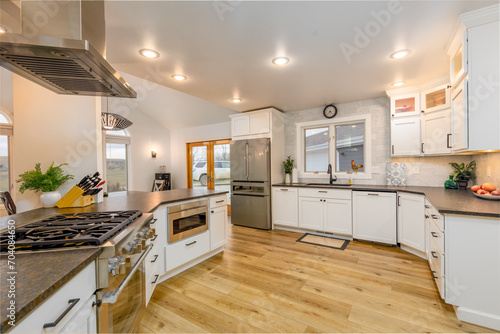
[397, 193, 425, 252]
[231, 115, 250, 137]
[451, 78, 468, 151]
[421, 84, 451, 113]
[391, 93, 420, 117]
[422, 109, 452, 155]
[324, 199, 352, 236]
[391, 116, 421, 156]
[298, 197, 324, 231]
[273, 188, 298, 227]
[210, 206, 228, 250]
[353, 192, 397, 244]
[59, 295, 97, 334]
[250, 112, 270, 134]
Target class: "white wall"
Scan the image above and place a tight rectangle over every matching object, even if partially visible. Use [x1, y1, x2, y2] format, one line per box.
[474, 152, 500, 187]
[170, 122, 231, 189]
[284, 96, 475, 187]
[0, 68, 13, 117]
[12, 75, 103, 212]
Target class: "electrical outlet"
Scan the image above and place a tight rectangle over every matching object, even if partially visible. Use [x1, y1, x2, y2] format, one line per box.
[487, 166, 491, 177]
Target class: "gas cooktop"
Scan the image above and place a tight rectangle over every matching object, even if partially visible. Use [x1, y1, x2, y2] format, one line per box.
[0, 210, 142, 251]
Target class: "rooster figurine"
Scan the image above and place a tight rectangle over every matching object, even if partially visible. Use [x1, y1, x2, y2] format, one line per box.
[351, 160, 363, 172]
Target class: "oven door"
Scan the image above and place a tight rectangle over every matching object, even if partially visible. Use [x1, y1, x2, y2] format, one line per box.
[97, 244, 153, 333]
[168, 206, 208, 243]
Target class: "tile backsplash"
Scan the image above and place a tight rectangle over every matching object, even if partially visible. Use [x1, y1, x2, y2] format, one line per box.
[283, 96, 496, 188]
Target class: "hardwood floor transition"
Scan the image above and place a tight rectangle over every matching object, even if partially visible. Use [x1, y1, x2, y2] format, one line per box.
[139, 222, 495, 333]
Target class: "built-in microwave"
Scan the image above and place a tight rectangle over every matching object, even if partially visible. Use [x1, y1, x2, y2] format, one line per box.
[167, 200, 208, 243]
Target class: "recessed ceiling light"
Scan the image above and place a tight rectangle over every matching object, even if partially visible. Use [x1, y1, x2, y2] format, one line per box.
[390, 49, 411, 59]
[272, 57, 290, 66]
[230, 97, 242, 103]
[0, 26, 7, 34]
[171, 74, 187, 81]
[392, 81, 405, 87]
[352, 125, 356, 128]
[139, 48, 160, 59]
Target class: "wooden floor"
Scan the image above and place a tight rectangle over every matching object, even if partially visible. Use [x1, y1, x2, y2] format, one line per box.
[139, 224, 495, 333]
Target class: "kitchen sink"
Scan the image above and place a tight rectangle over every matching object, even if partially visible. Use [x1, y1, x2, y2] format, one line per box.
[306, 183, 352, 187]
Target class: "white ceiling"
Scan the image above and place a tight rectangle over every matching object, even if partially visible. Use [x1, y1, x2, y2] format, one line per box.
[105, 0, 496, 115]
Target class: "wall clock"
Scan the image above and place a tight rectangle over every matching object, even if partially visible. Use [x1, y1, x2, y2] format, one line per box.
[323, 104, 338, 118]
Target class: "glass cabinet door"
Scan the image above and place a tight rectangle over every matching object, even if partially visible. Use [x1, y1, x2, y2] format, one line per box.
[422, 84, 451, 114]
[391, 93, 420, 117]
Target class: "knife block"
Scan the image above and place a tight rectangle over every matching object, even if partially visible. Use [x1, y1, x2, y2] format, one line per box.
[56, 185, 95, 208]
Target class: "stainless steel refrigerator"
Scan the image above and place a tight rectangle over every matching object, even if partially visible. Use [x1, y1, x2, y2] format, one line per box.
[230, 138, 271, 229]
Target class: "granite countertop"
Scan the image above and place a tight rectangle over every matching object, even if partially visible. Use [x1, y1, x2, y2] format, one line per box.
[0, 248, 101, 333]
[273, 183, 500, 218]
[0, 188, 227, 331]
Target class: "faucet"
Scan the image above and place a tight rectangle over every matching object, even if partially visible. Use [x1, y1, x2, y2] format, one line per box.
[327, 164, 337, 184]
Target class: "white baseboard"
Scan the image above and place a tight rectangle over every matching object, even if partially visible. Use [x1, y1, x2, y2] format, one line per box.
[158, 246, 225, 284]
[456, 306, 500, 331]
[400, 244, 426, 260]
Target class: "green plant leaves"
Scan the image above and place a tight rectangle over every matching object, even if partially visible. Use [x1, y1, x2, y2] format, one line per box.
[283, 156, 294, 174]
[16, 162, 74, 193]
[449, 160, 476, 181]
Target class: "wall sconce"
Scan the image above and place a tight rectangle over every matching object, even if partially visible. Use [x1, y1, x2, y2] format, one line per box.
[151, 149, 157, 158]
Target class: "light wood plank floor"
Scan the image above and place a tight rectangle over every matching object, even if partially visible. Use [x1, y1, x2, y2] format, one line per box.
[140, 224, 495, 333]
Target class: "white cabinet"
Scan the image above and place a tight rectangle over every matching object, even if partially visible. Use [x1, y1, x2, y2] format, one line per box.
[397, 193, 425, 253]
[451, 77, 468, 152]
[10, 262, 96, 334]
[272, 187, 298, 227]
[151, 207, 167, 276]
[422, 108, 452, 155]
[298, 188, 352, 236]
[210, 205, 228, 250]
[165, 231, 210, 272]
[231, 114, 250, 137]
[250, 111, 270, 134]
[352, 191, 397, 245]
[421, 84, 451, 114]
[391, 116, 421, 157]
[390, 93, 420, 117]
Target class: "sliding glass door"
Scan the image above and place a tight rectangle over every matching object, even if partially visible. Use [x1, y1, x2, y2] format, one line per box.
[187, 139, 231, 205]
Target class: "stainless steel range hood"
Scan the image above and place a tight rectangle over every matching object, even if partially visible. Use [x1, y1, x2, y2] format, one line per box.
[0, 0, 136, 98]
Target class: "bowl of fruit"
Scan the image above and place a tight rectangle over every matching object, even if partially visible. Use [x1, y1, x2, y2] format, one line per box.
[471, 183, 500, 200]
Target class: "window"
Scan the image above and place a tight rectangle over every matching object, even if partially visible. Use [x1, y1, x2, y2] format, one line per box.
[297, 115, 371, 179]
[105, 130, 130, 193]
[195, 161, 206, 168]
[0, 111, 13, 194]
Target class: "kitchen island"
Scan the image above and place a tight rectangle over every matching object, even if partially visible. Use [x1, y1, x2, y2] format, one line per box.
[0, 189, 228, 333]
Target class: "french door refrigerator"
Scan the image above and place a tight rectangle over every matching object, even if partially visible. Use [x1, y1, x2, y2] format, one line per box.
[230, 138, 271, 229]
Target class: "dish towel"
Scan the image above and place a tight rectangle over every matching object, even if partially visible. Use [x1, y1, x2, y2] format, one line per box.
[386, 162, 407, 186]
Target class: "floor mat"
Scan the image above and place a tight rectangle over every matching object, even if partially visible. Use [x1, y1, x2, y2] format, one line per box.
[297, 233, 350, 250]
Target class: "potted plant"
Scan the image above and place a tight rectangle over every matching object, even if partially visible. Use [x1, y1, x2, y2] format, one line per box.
[283, 156, 294, 183]
[17, 162, 74, 207]
[449, 161, 476, 190]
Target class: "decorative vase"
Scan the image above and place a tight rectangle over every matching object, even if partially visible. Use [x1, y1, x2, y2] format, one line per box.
[40, 191, 61, 207]
[457, 179, 469, 190]
[444, 175, 459, 189]
[285, 173, 291, 184]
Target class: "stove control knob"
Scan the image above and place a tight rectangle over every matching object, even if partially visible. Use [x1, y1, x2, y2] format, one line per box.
[108, 256, 126, 276]
[139, 228, 155, 239]
[123, 240, 141, 254]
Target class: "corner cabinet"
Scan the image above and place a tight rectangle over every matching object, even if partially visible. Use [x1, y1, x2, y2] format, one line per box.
[397, 193, 425, 254]
[390, 116, 422, 157]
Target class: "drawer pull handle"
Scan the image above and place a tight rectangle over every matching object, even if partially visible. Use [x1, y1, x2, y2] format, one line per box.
[151, 274, 159, 284]
[186, 241, 197, 246]
[432, 271, 439, 279]
[318, 191, 328, 193]
[431, 232, 439, 238]
[425, 215, 429, 219]
[280, 189, 288, 191]
[216, 200, 224, 203]
[431, 214, 439, 219]
[149, 219, 158, 225]
[368, 193, 379, 196]
[425, 205, 430, 209]
[43, 298, 80, 328]
[431, 251, 438, 259]
[211, 210, 215, 213]
[151, 235, 158, 241]
[151, 254, 158, 263]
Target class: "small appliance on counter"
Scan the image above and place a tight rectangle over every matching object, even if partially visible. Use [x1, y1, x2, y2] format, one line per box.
[155, 173, 171, 190]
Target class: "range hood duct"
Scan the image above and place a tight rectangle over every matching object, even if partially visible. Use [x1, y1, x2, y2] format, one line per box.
[0, 0, 136, 98]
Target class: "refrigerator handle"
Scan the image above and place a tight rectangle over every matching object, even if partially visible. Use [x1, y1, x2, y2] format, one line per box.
[245, 142, 249, 180]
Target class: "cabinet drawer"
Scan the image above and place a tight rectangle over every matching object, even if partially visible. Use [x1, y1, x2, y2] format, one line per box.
[424, 199, 443, 231]
[145, 261, 160, 307]
[210, 195, 227, 208]
[165, 231, 210, 272]
[299, 188, 351, 200]
[429, 238, 445, 275]
[10, 262, 96, 334]
[145, 243, 161, 281]
[429, 219, 445, 253]
[430, 259, 445, 300]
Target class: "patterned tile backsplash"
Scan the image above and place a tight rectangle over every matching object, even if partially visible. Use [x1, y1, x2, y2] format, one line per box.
[284, 96, 498, 188]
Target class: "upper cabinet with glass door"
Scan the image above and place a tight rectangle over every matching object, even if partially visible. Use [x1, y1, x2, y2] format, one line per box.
[447, 23, 467, 88]
[421, 84, 451, 114]
[390, 93, 420, 118]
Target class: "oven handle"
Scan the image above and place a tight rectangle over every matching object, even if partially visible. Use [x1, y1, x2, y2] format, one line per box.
[100, 244, 154, 305]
